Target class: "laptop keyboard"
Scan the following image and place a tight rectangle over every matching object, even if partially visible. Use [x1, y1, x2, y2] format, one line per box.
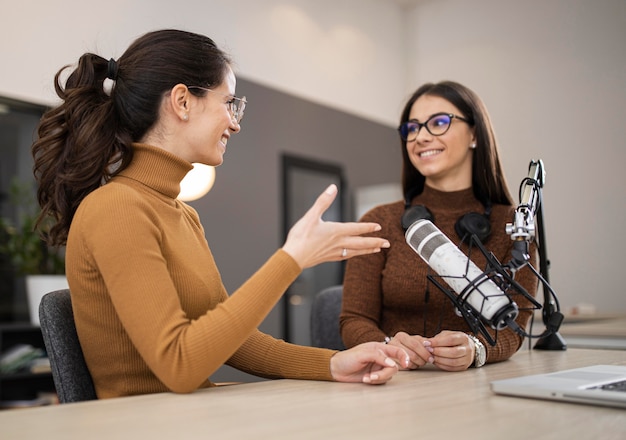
[589, 379, 626, 392]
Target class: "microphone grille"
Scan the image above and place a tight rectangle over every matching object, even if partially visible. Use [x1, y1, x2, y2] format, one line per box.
[406, 220, 450, 261]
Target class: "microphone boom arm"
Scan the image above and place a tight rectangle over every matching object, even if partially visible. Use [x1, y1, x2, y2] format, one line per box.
[505, 160, 545, 270]
[506, 159, 566, 350]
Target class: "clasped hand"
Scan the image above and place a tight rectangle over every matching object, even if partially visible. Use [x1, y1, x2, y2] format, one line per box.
[387, 330, 476, 371]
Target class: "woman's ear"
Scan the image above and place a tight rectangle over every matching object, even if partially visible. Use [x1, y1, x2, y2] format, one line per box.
[469, 129, 477, 149]
[170, 83, 190, 122]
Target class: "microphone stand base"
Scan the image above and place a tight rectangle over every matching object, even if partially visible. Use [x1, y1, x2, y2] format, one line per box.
[533, 331, 567, 350]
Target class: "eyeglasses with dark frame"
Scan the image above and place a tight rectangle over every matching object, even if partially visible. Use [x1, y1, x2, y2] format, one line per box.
[187, 86, 247, 124]
[398, 113, 471, 141]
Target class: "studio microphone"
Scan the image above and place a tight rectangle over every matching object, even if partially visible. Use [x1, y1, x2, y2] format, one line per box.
[405, 219, 519, 331]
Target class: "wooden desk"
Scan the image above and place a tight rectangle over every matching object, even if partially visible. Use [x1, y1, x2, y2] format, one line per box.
[1, 348, 625, 439]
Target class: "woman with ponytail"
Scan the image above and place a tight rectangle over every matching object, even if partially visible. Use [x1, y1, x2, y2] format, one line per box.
[33, 29, 408, 399]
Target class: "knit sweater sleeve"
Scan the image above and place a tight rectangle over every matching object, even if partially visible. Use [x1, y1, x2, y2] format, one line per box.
[227, 331, 334, 381]
[341, 204, 399, 347]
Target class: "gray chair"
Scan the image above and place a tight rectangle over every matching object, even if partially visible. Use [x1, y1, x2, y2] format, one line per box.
[39, 289, 97, 403]
[310, 285, 346, 350]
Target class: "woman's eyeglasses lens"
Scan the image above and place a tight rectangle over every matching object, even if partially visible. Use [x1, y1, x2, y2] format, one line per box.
[187, 86, 247, 124]
[230, 97, 247, 124]
[399, 114, 453, 141]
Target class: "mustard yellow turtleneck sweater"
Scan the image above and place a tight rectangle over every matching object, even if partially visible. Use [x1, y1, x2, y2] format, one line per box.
[66, 143, 334, 399]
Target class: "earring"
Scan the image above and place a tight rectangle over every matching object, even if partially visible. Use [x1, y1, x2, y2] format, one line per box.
[182, 114, 189, 121]
[470, 142, 476, 149]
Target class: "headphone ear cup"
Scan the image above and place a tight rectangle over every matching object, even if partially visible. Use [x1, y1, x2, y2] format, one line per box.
[401, 205, 434, 231]
[455, 212, 491, 242]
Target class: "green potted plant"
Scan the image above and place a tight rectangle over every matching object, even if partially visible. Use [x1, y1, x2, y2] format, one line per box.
[0, 179, 67, 325]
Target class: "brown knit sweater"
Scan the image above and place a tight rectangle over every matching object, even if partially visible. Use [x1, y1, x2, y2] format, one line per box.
[66, 143, 334, 399]
[341, 186, 539, 363]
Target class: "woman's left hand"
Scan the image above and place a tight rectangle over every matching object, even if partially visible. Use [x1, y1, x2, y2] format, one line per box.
[424, 330, 475, 371]
[329, 342, 410, 385]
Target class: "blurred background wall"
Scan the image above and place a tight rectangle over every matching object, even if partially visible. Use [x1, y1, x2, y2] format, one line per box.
[0, 0, 624, 354]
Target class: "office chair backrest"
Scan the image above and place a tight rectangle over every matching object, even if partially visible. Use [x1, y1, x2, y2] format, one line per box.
[39, 289, 98, 403]
[310, 285, 346, 350]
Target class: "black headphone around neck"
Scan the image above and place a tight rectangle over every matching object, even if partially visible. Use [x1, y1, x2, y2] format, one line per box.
[401, 192, 493, 243]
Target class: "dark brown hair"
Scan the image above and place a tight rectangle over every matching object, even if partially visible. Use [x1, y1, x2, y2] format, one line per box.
[399, 80, 513, 206]
[32, 29, 231, 246]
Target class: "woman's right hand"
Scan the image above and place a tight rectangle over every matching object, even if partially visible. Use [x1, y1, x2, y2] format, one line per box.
[387, 332, 435, 369]
[282, 184, 390, 269]
[330, 342, 410, 384]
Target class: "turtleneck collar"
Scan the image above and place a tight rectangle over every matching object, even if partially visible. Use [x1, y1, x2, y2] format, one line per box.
[414, 185, 479, 211]
[117, 143, 193, 199]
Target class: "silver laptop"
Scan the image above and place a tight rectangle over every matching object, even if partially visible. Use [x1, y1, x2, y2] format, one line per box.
[490, 365, 626, 409]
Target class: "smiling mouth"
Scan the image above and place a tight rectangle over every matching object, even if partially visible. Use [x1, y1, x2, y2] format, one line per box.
[220, 136, 228, 147]
[419, 149, 443, 158]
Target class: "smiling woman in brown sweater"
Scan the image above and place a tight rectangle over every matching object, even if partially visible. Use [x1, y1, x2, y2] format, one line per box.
[341, 81, 538, 371]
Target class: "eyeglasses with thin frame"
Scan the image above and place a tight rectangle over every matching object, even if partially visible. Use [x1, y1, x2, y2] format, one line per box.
[398, 113, 471, 141]
[187, 86, 247, 124]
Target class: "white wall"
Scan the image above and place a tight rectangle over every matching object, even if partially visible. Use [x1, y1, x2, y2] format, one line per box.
[0, 0, 407, 126]
[407, 0, 626, 314]
[1, 0, 625, 315]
